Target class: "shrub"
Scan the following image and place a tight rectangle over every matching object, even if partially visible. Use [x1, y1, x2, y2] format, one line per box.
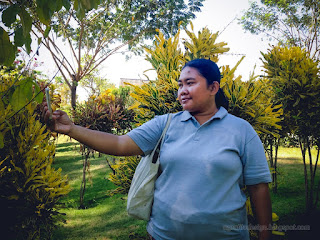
[72, 87, 136, 207]
[0, 66, 70, 240]
[107, 156, 141, 196]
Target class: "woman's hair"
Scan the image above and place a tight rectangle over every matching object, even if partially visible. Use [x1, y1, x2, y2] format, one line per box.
[182, 58, 229, 110]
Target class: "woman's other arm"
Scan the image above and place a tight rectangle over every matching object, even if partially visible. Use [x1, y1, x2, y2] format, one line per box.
[248, 183, 272, 240]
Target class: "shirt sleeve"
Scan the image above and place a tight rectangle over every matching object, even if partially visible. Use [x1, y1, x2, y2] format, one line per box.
[242, 132, 272, 186]
[126, 114, 168, 155]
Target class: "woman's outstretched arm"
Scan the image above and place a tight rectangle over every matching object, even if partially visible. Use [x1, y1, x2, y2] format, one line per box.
[42, 104, 143, 156]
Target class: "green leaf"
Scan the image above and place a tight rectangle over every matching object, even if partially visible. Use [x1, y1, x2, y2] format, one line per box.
[14, 27, 32, 52]
[33, 83, 44, 104]
[56, 0, 63, 11]
[48, 0, 58, 12]
[38, 37, 42, 45]
[0, 27, 16, 66]
[19, 8, 32, 38]
[44, 26, 51, 38]
[2, 4, 20, 27]
[10, 78, 34, 112]
[36, 0, 51, 25]
[0, 132, 4, 149]
[14, 27, 24, 47]
[20, 78, 34, 100]
[81, 0, 94, 9]
[74, 0, 86, 19]
[11, 86, 27, 112]
[25, 34, 32, 54]
[93, 0, 102, 9]
[0, 99, 4, 113]
[62, 0, 71, 10]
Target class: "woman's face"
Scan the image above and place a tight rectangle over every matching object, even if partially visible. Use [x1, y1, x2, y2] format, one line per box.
[178, 66, 218, 115]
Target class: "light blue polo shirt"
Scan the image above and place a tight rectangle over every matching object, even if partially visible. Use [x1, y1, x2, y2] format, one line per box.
[127, 107, 271, 240]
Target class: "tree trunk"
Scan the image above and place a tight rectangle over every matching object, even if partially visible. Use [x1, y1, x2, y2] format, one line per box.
[299, 137, 310, 213]
[71, 75, 78, 110]
[314, 148, 320, 208]
[307, 139, 314, 211]
[106, 159, 115, 175]
[274, 138, 279, 193]
[79, 147, 90, 209]
[267, 137, 279, 193]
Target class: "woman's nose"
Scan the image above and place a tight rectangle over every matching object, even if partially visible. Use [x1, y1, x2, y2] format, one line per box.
[179, 85, 188, 95]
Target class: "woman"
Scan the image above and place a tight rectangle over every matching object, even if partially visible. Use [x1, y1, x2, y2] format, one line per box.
[43, 59, 272, 240]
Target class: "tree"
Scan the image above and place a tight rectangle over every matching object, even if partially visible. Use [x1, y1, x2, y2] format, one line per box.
[1, 0, 205, 109]
[240, 0, 320, 60]
[79, 63, 115, 98]
[72, 87, 135, 208]
[261, 45, 320, 212]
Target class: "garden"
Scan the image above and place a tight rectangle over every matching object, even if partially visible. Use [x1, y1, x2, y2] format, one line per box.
[1, 0, 320, 240]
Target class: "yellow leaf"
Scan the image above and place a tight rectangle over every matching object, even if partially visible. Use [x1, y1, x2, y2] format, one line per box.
[272, 231, 285, 236]
[272, 212, 279, 222]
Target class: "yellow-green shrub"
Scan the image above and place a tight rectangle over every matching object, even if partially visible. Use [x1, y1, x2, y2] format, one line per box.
[220, 58, 282, 138]
[72, 87, 136, 208]
[129, 24, 282, 137]
[0, 66, 70, 240]
[262, 45, 320, 212]
[107, 156, 141, 196]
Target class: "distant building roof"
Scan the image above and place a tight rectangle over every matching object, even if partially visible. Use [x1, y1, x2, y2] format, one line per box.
[119, 78, 151, 87]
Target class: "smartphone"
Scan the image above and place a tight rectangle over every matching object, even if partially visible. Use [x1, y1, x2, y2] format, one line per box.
[45, 87, 52, 118]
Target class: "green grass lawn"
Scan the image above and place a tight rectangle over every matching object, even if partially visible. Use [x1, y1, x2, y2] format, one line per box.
[270, 146, 320, 240]
[52, 136, 320, 240]
[52, 136, 148, 240]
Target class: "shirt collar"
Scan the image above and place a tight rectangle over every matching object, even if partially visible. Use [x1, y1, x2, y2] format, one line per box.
[181, 107, 228, 122]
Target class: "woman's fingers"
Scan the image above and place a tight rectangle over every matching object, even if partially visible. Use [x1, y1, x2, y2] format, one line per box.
[41, 102, 55, 129]
[41, 102, 49, 120]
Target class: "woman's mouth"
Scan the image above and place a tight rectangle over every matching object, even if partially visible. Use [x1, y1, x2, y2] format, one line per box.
[181, 98, 191, 104]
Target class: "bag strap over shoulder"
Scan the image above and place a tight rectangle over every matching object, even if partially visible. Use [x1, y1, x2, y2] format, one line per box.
[152, 114, 172, 163]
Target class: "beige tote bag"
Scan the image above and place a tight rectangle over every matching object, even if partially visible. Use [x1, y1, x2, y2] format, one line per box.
[127, 114, 172, 220]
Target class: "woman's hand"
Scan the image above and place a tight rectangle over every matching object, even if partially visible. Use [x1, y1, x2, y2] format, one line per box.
[42, 102, 74, 135]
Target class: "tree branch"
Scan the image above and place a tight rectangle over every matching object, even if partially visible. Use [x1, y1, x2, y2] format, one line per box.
[98, 3, 130, 47]
[41, 37, 73, 88]
[86, 31, 144, 77]
[77, 22, 85, 78]
[56, 12, 79, 67]
[82, 36, 116, 77]
[32, 23, 76, 76]
[309, 3, 319, 60]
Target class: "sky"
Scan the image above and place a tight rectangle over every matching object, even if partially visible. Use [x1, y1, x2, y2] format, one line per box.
[32, 0, 273, 98]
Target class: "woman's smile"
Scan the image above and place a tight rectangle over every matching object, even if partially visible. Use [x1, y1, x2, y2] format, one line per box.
[180, 97, 191, 104]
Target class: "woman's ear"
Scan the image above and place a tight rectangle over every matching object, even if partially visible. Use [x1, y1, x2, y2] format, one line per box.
[209, 81, 220, 95]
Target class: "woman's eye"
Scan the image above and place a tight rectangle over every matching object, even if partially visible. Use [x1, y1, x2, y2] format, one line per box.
[187, 81, 194, 85]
